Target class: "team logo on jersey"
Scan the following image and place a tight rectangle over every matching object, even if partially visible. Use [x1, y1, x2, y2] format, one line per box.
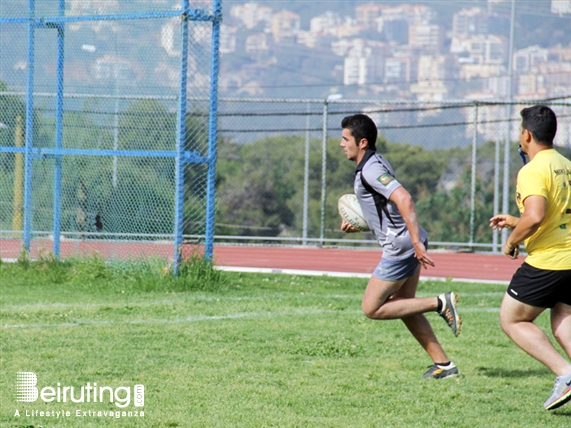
[377, 173, 394, 186]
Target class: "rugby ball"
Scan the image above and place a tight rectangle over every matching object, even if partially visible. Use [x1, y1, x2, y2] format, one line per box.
[338, 194, 370, 232]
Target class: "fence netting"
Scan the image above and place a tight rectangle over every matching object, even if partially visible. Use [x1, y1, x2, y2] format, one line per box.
[0, 1, 218, 261]
[214, 98, 571, 250]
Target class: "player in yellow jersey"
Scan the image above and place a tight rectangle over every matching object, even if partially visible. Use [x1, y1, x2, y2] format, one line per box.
[490, 105, 571, 411]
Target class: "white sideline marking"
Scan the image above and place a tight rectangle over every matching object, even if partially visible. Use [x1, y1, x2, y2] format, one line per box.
[2, 306, 499, 329]
[214, 266, 510, 285]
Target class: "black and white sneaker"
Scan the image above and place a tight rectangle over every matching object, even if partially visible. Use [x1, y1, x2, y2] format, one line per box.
[423, 363, 459, 379]
[438, 292, 462, 337]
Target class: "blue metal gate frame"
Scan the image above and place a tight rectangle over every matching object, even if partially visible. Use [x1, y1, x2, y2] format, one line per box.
[0, 0, 222, 272]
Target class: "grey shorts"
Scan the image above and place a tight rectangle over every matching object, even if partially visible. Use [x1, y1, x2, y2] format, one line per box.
[373, 239, 428, 282]
[373, 252, 420, 282]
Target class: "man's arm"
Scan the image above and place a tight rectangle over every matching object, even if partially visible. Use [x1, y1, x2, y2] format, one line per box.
[504, 195, 546, 256]
[389, 187, 434, 269]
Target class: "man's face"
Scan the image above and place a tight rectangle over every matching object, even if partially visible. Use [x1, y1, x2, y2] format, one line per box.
[519, 124, 529, 154]
[341, 128, 360, 161]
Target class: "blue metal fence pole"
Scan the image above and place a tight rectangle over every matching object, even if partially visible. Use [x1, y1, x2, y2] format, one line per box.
[204, 0, 222, 261]
[53, 0, 65, 257]
[173, 1, 190, 274]
[23, 0, 36, 252]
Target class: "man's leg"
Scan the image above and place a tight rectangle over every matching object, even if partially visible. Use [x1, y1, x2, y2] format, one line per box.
[361, 267, 449, 364]
[361, 267, 437, 320]
[551, 302, 571, 369]
[500, 293, 571, 376]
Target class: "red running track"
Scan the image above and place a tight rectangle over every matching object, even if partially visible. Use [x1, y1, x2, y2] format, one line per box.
[0, 239, 521, 282]
[212, 245, 521, 282]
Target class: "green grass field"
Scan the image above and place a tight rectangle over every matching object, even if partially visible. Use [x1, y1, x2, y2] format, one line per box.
[1, 257, 570, 427]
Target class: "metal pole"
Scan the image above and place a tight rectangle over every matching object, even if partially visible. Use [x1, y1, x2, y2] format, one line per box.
[319, 100, 329, 245]
[501, 0, 516, 245]
[302, 102, 310, 245]
[112, 35, 119, 188]
[23, 0, 36, 252]
[493, 136, 500, 253]
[174, 0, 190, 274]
[53, 0, 65, 257]
[469, 102, 478, 246]
[12, 117, 24, 237]
[112, 88, 119, 188]
[204, 0, 223, 261]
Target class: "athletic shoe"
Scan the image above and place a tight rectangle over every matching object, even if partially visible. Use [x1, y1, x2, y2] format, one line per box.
[423, 363, 459, 379]
[438, 292, 462, 337]
[544, 371, 571, 410]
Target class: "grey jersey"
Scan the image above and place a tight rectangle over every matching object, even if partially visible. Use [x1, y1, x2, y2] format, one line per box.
[354, 150, 428, 260]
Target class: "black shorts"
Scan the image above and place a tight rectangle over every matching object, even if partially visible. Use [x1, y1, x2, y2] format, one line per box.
[508, 262, 571, 308]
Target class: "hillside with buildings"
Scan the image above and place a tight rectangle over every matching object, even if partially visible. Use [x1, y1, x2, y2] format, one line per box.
[1, 0, 570, 101]
[218, 0, 571, 101]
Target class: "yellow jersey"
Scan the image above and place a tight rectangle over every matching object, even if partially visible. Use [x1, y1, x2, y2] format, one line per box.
[516, 149, 571, 270]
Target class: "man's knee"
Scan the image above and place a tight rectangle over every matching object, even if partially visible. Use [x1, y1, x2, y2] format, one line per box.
[361, 300, 386, 320]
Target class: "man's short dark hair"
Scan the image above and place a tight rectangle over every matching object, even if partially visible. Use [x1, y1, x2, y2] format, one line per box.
[520, 105, 557, 146]
[341, 114, 377, 151]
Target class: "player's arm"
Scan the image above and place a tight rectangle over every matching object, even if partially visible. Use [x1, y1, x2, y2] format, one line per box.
[389, 187, 435, 269]
[503, 195, 546, 257]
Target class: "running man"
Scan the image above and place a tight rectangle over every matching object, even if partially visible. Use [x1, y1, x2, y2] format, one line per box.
[490, 105, 571, 410]
[340, 114, 461, 379]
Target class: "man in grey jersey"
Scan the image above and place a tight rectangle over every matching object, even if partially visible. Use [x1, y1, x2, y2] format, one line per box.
[340, 114, 462, 379]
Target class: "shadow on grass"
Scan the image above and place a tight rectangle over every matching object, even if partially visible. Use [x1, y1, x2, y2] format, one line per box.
[476, 367, 549, 378]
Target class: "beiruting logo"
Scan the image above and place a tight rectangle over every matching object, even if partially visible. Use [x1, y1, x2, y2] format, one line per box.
[16, 372, 144, 408]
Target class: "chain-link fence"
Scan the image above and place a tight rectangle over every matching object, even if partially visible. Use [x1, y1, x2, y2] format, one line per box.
[0, 1, 222, 267]
[1, 3, 570, 260]
[214, 97, 571, 252]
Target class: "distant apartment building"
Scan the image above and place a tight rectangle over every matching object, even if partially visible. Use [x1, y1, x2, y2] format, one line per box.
[375, 5, 436, 45]
[551, 0, 571, 15]
[384, 56, 417, 84]
[342, 40, 385, 85]
[538, 61, 571, 96]
[230, 2, 272, 30]
[245, 32, 269, 54]
[460, 63, 505, 81]
[416, 55, 455, 82]
[408, 24, 443, 53]
[516, 74, 548, 98]
[270, 10, 300, 43]
[410, 55, 454, 101]
[550, 43, 571, 62]
[410, 80, 448, 101]
[329, 19, 364, 39]
[452, 34, 507, 65]
[310, 11, 342, 35]
[344, 55, 369, 86]
[296, 31, 318, 48]
[220, 24, 237, 54]
[355, 3, 387, 29]
[451, 7, 488, 37]
[379, 4, 436, 25]
[308, 12, 361, 41]
[513, 45, 549, 73]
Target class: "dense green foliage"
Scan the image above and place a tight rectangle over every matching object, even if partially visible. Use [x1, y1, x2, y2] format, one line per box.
[215, 134, 571, 245]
